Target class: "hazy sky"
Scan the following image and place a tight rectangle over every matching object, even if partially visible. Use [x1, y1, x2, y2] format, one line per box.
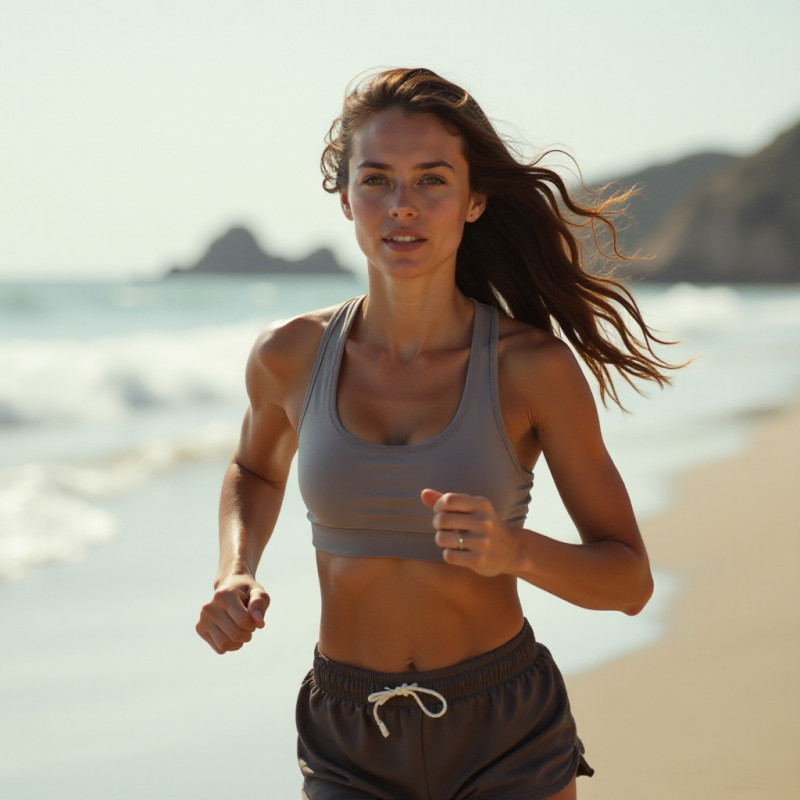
[2, 0, 799, 280]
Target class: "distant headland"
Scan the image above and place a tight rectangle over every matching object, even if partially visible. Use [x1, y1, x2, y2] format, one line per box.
[166, 119, 799, 284]
[591, 118, 800, 284]
[165, 226, 351, 277]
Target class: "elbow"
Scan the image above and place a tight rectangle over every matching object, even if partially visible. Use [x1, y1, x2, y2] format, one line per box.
[622, 566, 654, 616]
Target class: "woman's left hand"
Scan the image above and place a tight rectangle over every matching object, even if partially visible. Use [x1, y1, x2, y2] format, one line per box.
[421, 488, 521, 577]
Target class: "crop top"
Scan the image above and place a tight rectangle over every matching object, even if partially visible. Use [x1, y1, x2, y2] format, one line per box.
[296, 295, 534, 562]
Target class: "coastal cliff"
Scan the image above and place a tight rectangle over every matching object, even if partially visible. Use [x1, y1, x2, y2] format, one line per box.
[596, 120, 800, 283]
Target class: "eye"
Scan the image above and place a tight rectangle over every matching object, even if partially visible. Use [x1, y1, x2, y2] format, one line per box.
[362, 174, 389, 186]
[420, 174, 446, 186]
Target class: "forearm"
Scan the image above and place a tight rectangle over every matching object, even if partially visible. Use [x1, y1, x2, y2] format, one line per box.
[511, 527, 653, 615]
[216, 457, 286, 585]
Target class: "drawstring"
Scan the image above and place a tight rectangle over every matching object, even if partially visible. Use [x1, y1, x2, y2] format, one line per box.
[367, 682, 448, 738]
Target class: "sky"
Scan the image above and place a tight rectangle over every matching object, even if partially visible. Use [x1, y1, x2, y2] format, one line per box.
[2, 0, 799, 281]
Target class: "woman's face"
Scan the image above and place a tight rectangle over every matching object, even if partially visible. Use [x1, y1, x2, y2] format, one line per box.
[341, 108, 485, 281]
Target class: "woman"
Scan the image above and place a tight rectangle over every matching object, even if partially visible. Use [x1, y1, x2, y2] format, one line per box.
[196, 68, 675, 799]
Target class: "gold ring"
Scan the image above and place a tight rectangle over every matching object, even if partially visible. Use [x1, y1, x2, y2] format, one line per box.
[457, 536, 465, 550]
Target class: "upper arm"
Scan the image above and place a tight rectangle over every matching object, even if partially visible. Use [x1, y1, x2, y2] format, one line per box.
[233, 314, 324, 488]
[521, 338, 644, 555]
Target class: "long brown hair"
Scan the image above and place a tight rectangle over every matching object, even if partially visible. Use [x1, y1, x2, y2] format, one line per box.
[321, 67, 679, 407]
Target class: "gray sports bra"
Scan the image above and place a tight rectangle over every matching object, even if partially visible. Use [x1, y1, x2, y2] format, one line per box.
[296, 296, 533, 562]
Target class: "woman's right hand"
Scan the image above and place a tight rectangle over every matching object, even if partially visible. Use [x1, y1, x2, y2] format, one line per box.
[195, 576, 270, 654]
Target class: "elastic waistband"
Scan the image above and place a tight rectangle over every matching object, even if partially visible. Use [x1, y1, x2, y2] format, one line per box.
[312, 619, 538, 704]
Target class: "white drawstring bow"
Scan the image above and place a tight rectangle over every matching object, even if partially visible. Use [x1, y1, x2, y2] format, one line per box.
[367, 682, 448, 738]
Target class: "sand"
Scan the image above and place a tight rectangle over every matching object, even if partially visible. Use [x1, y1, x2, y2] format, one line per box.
[2, 402, 797, 800]
[568, 399, 800, 799]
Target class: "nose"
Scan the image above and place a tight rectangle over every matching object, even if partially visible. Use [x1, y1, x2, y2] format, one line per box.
[389, 185, 417, 219]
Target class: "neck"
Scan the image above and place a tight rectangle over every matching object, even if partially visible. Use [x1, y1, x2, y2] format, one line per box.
[360, 274, 473, 362]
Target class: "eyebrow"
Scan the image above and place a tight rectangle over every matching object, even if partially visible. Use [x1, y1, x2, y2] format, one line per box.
[355, 159, 455, 171]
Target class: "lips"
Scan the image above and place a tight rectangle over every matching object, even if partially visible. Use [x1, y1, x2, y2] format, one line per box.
[382, 230, 427, 245]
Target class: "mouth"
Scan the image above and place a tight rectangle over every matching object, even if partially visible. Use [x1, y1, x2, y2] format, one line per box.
[382, 235, 426, 244]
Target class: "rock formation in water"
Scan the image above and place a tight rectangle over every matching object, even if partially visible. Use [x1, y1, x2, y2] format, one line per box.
[167, 226, 350, 276]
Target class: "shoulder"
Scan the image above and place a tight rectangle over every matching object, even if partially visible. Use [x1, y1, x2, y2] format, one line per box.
[250, 305, 333, 370]
[497, 313, 583, 383]
[245, 299, 350, 406]
[496, 312, 596, 429]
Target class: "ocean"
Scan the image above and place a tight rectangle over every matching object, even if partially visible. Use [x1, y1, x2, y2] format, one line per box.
[1, 275, 799, 798]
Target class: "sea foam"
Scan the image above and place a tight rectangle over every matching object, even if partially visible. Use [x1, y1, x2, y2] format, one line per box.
[0, 322, 261, 427]
[0, 422, 238, 582]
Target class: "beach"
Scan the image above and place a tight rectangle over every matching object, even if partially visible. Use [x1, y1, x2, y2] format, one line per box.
[2, 278, 800, 798]
[569, 398, 800, 799]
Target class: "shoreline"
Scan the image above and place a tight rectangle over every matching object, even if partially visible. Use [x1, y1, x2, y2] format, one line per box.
[568, 396, 800, 798]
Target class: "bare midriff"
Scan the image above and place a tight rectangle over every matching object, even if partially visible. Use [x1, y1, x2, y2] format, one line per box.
[315, 551, 525, 672]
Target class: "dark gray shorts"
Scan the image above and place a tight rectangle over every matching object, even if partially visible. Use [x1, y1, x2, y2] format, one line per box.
[296, 620, 593, 799]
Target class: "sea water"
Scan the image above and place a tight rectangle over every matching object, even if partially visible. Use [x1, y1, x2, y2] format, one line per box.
[1, 276, 799, 798]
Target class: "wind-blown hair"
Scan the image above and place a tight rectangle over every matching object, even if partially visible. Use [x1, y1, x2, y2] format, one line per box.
[321, 67, 679, 407]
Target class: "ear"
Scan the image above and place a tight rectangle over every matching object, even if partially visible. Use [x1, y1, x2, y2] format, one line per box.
[466, 192, 487, 223]
[341, 191, 353, 221]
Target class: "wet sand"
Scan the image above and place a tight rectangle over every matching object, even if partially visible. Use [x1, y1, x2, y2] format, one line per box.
[569, 399, 800, 799]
